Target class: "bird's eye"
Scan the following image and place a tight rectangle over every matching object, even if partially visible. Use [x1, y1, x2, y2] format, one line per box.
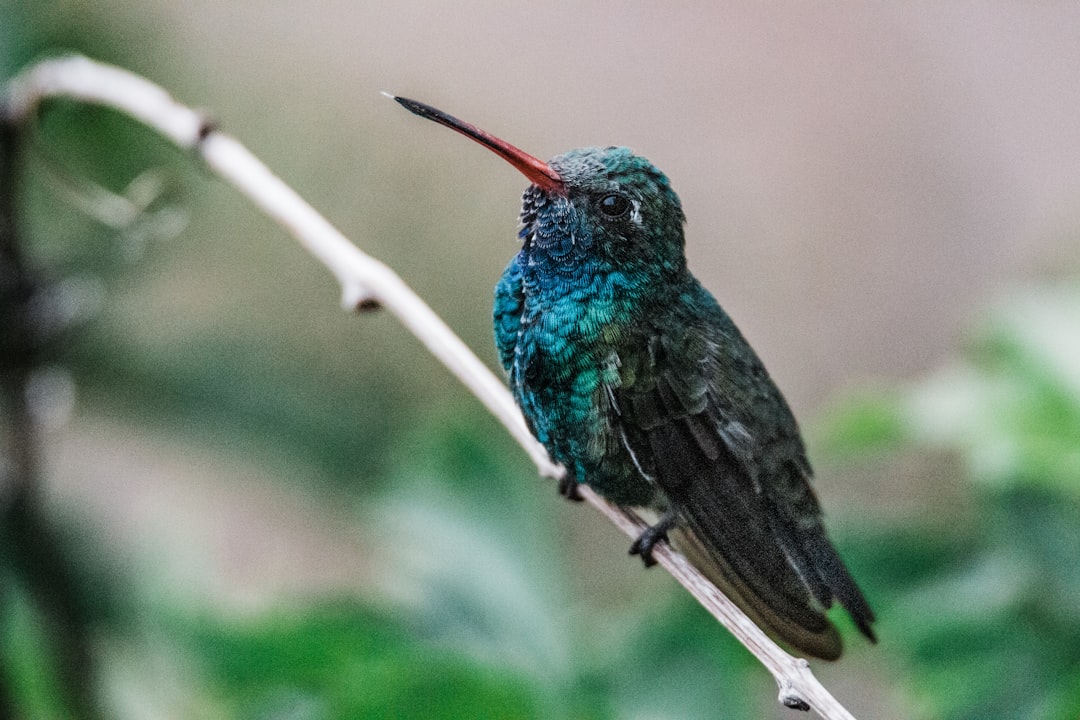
[597, 193, 632, 219]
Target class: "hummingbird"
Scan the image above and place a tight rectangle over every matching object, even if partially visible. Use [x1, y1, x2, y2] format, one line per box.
[391, 96, 876, 660]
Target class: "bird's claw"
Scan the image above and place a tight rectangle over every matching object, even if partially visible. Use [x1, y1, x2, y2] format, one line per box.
[557, 474, 584, 502]
[629, 514, 676, 567]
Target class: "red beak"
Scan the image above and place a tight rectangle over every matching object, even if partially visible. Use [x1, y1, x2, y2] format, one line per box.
[390, 95, 565, 194]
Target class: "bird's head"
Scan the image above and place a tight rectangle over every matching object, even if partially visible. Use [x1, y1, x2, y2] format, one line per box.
[522, 146, 686, 273]
[392, 96, 687, 277]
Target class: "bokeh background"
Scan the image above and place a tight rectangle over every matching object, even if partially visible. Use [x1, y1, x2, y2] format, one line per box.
[3, 2, 1080, 718]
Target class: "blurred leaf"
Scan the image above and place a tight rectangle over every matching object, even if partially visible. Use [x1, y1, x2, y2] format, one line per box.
[815, 388, 910, 458]
[0, 580, 70, 719]
[0, 501, 127, 719]
[188, 600, 540, 720]
[906, 285, 1080, 496]
[822, 283, 1080, 720]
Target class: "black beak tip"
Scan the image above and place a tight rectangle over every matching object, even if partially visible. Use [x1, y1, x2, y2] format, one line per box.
[383, 93, 435, 120]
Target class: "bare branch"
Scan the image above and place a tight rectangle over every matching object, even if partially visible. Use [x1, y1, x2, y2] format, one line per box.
[2, 55, 858, 719]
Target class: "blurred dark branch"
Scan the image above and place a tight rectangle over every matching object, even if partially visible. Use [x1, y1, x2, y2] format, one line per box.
[0, 111, 39, 507]
[0, 92, 102, 720]
[0, 91, 28, 720]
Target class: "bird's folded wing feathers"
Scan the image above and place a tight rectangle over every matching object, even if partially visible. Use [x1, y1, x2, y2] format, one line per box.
[614, 332, 873, 659]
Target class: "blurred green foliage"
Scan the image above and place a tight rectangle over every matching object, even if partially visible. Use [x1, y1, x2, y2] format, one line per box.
[189, 602, 541, 720]
[820, 284, 1080, 720]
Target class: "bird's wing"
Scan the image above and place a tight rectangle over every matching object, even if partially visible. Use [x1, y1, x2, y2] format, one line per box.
[613, 323, 874, 660]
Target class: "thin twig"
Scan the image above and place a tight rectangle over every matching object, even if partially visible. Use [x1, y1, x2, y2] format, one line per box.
[2, 55, 857, 719]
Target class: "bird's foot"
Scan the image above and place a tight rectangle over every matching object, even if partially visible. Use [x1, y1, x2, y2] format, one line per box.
[629, 513, 677, 567]
[557, 474, 584, 502]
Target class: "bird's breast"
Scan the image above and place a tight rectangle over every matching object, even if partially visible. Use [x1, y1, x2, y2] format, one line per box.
[518, 279, 638, 380]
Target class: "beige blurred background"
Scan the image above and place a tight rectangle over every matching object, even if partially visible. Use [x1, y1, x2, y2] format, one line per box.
[104, 0, 1078, 400]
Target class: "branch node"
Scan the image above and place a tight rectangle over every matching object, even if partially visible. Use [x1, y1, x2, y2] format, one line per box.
[196, 115, 217, 143]
[341, 282, 380, 313]
[781, 692, 812, 712]
[355, 298, 383, 312]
